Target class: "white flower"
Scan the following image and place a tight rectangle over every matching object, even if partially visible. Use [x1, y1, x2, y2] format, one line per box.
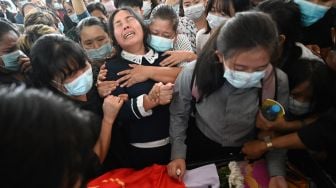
[228, 161, 244, 188]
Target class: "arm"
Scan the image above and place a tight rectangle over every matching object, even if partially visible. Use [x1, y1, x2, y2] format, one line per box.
[72, 0, 89, 19]
[117, 64, 181, 87]
[167, 62, 195, 181]
[94, 95, 123, 163]
[242, 133, 306, 160]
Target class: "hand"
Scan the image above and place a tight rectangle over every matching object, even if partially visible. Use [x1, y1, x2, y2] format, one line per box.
[18, 56, 31, 74]
[158, 82, 174, 105]
[103, 95, 124, 123]
[147, 82, 160, 104]
[118, 93, 129, 101]
[305, 44, 321, 57]
[160, 51, 196, 67]
[269, 176, 288, 188]
[167, 159, 186, 182]
[241, 140, 267, 160]
[97, 80, 119, 98]
[97, 64, 108, 82]
[117, 64, 150, 87]
[256, 111, 285, 131]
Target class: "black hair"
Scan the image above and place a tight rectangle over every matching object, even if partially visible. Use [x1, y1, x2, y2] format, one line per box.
[0, 18, 20, 41]
[114, 0, 143, 9]
[285, 58, 335, 114]
[193, 11, 278, 99]
[24, 11, 57, 28]
[149, 4, 179, 32]
[76, 16, 108, 42]
[256, 0, 302, 68]
[108, 7, 150, 54]
[0, 85, 95, 188]
[87, 2, 108, 16]
[204, 0, 251, 33]
[29, 34, 87, 92]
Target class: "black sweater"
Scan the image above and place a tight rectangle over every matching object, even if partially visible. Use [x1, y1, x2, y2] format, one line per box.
[105, 53, 170, 143]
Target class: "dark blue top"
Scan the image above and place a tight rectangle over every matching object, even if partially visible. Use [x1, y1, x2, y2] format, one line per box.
[105, 53, 170, 143]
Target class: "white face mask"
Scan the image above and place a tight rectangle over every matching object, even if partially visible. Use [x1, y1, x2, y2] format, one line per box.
[184, 3, 205, 21]
[206, 13, 229, 29]
[223, 62, 266, 89]
[143, 1, 152, 17]
[288, 96, 311, 115]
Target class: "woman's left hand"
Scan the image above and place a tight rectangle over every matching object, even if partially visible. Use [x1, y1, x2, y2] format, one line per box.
[160, 51, 196, 67]
[18, 56, 31, 74]
[117, 64, 150, 87]
[241, 140, 267, 160]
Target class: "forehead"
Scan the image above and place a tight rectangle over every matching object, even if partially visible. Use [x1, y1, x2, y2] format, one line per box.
[0, 31, 19, 47]
[231, 47, 270, 66]
[113, 10, 133, 23]
[80, 25, 107, 39]
[150, 19, 174, 31]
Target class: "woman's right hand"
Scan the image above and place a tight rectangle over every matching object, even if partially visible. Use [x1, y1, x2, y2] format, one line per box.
[102, 95, 124, 123]
[167, 159, 186, 182]
[97, 80, 119, 98]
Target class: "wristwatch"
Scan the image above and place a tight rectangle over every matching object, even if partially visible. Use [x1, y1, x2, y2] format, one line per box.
[264, 136, 273, 150]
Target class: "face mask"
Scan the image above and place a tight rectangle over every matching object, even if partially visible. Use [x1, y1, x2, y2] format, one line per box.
[64, 67, 93, 96]
[69, 13, 79, 23]
[206, 13, 229, 29]
[53, 2, 63, 10]
[294, 0, 329, 27]
[288, 96, 310, 115]
[86, 43, 113, 62]
[143, 1, 152, 17]
[58, 22, 64, 33]
[223, 63, 266, 89]
[171, 4, 180, 15]
[1, 50, 24, 71]
[103, 0, 115, 14]
[184, 3, 205, 21]
[149, 35, 174, 52]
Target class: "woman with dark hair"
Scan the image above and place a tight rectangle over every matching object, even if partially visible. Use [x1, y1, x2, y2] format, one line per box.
[86, 2, 108, 23]
[196, 0, 251, 53]
[29, 34, 124, 166]
[0, 85, 122, 187]
[148, 4, 195, 67]
[256, 58, 335, 133]
[0, 19, 30, 85]
[103, 7, 179, 169]
[256, 0, 323, 70]
[77, 17, 113, 83]
[168, 12, 289, 187]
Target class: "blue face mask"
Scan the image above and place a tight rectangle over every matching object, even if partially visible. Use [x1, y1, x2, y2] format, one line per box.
[223, 63, 266, 89]
[64, 67, 93, 96]
[1, 50, 24, 71]
[69, 13, 79, 23]
[58, 22, 64, 33]
[86, 43, 113, 62]
[294, 0, 329, 27]
[149, 35, 174, 52]
[206, 13, 229, 29]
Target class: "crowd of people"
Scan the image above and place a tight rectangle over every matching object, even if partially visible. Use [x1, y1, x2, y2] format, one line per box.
[0, 0, 335, 187]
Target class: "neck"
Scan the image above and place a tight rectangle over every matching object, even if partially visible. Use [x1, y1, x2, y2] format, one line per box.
[72, 94, 88, 102]
[195, 15, 207, 31]
[124, 43, 146, 55]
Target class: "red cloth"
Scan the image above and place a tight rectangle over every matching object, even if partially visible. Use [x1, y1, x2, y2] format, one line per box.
[87, 164, 185, 188]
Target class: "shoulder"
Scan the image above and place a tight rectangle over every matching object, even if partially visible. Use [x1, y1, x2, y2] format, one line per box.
[275, 68, 288, 85]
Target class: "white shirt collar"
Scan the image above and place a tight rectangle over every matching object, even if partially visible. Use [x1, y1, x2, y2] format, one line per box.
[121, 48, 158, 65]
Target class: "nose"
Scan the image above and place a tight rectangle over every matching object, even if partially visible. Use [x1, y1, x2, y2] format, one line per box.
[92, 41, 100, 49]
[122, 23, 130, 30]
